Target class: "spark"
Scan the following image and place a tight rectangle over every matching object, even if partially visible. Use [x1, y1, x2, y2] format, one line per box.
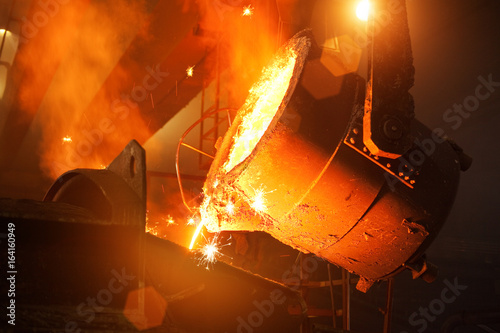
[187, 217, 195, 226]
[202, 243, 219, 264]
[186, 66, 194, 78]
[62, 136, 72, 144]
[166, 215, 176, 226]
[145, 223, 159, 236]
[242, 5, 253, 17]
[196, 233, 231, 270]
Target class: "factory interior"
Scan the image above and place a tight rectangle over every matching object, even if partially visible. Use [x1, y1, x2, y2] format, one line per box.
[0, 0, 499, 332]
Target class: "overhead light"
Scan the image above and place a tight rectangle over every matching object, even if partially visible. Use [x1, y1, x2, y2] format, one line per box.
[0, 64, 7, 100]
[0, 28, 20, 101]
[356, 0, 370, 21]
[0, 28, 19, 66]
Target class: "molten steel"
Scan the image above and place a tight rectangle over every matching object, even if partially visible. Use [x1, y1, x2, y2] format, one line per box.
[222, 42, 298, 173]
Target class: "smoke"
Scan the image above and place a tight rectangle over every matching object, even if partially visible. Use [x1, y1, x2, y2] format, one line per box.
[14, 0, 150, 179]
[196, 0, 286, 105]
[14, 0, 287, 181]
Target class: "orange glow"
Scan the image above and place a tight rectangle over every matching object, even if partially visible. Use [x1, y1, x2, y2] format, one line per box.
[186, 65, 194, 77]
[356, 0, 370, 21]
[242, 5, 253, 17]
[222, 47, 298, 173]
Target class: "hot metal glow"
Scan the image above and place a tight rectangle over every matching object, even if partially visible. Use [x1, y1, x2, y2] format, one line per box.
[222, 47, 297, 173]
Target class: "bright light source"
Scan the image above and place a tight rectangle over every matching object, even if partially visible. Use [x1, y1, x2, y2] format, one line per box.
[356, 0, 370, 21]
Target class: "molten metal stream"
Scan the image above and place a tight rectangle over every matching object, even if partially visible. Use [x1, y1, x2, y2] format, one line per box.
[189, 221, 204, 250]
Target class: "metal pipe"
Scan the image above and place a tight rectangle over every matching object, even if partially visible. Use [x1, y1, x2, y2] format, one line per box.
[342, 269, 350, 330]
[383, 278, 394, 333]
[328, 264, 337, 329]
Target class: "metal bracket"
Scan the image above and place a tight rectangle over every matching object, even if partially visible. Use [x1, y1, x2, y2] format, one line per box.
[44, 140, 147, 227]
[344, 126, 418, 189]
[362, 0, 415, 158]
